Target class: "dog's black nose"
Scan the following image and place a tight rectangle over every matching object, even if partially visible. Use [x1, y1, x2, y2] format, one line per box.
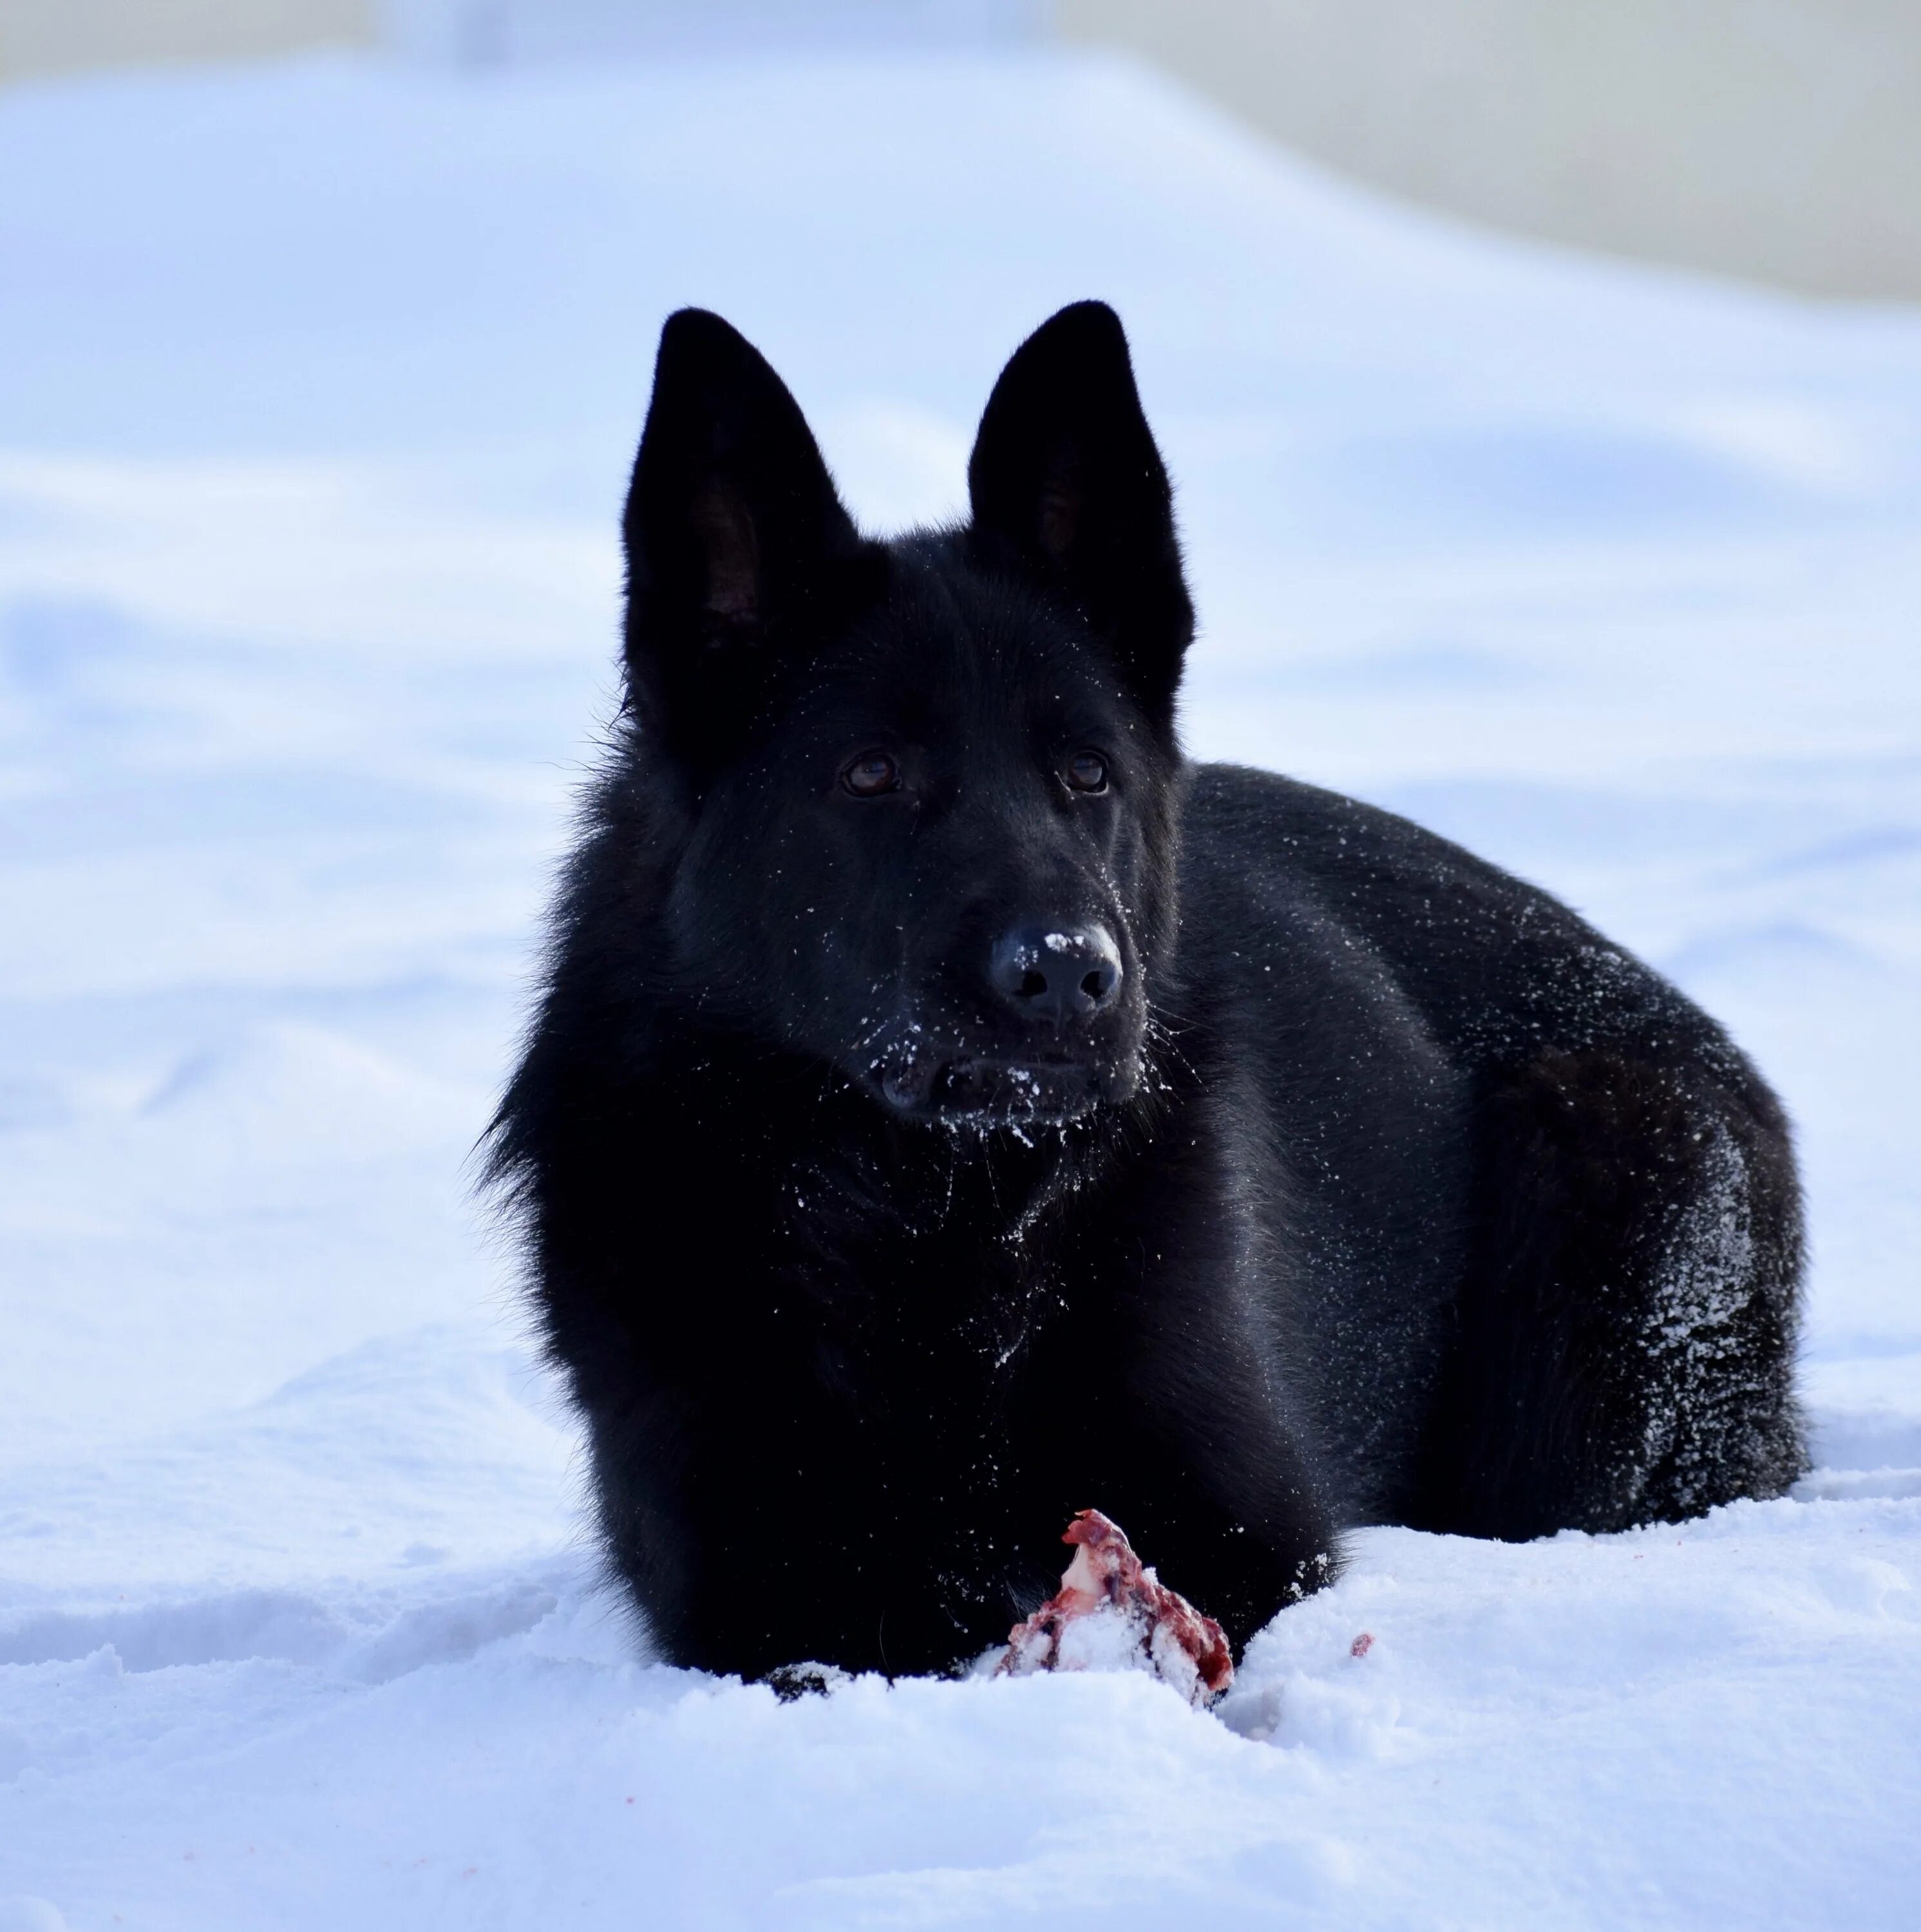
[989, 923, 1124, 1024]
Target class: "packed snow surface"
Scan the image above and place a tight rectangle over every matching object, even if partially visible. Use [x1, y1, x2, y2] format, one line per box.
[2, 44, 1918, 1930]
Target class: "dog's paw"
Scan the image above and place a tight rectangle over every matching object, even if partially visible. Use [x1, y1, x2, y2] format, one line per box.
[764, 1661, 853, 1701]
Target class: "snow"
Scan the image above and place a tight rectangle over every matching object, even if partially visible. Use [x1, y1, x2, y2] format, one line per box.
[1, 42, 1918, 1929]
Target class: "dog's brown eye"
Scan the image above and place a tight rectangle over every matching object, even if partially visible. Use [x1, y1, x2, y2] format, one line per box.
[842, 751, 901, 797]
[1065, 750, 1109, 793]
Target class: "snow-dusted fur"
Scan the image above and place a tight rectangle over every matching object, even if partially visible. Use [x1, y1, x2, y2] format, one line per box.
[486, 303, 1806, 1680]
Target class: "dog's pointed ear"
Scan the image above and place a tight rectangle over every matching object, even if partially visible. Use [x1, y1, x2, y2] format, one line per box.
[623, 309, 878, 763]
[967, 302, 1194, 718]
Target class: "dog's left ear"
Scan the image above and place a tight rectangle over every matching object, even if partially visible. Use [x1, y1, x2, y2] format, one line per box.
[967, 302, 1194, 718]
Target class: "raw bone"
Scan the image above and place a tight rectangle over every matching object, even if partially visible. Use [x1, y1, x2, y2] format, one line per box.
[998, 1510, 1233, 1707]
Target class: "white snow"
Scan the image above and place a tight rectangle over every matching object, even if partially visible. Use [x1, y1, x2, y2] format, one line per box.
[2, 43, 1918, 1929]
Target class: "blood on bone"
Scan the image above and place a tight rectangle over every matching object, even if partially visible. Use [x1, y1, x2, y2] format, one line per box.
[998, 1509, 1234, 1706]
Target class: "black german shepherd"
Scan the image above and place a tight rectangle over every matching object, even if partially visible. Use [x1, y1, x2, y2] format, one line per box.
[488, 302, 1805, 1680]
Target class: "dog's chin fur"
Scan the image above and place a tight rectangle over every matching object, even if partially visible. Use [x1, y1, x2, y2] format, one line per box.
[867, 1037, 1140, 1130]
[880, 1057, 1116, 1130]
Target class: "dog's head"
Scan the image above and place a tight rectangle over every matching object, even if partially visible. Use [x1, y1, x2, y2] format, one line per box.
[620, 303, 1193, 1130]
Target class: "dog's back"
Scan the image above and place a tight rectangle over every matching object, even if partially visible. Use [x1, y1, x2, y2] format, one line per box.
[1178, 762, 1804, 1535]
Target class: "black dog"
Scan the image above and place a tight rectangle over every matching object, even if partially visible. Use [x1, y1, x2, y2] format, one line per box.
[488, 302, 1805, 1679]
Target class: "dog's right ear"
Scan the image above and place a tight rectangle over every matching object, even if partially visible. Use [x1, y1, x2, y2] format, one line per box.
[622, 309, 876, 767]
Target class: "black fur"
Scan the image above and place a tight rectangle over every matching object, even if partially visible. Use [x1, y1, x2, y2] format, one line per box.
[487, 302, 1805, 1678]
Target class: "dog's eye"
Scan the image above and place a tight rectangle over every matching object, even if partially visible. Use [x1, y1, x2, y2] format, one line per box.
[1065, 750, 1109, 793]
[841, 750, 902, 798]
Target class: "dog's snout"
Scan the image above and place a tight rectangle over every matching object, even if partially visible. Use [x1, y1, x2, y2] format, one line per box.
[989, 923, 1124, 1025]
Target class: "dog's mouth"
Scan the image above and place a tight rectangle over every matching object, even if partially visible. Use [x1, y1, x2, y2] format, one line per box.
[875, 1052, 1117, 1128]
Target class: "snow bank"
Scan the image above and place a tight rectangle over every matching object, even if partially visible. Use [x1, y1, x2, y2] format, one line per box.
[3, 1504, 1913, 1928]
[1, 41, 1916, 1928]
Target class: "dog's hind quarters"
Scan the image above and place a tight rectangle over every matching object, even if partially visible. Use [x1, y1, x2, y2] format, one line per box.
[1408, 1046, 1806, 1542]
